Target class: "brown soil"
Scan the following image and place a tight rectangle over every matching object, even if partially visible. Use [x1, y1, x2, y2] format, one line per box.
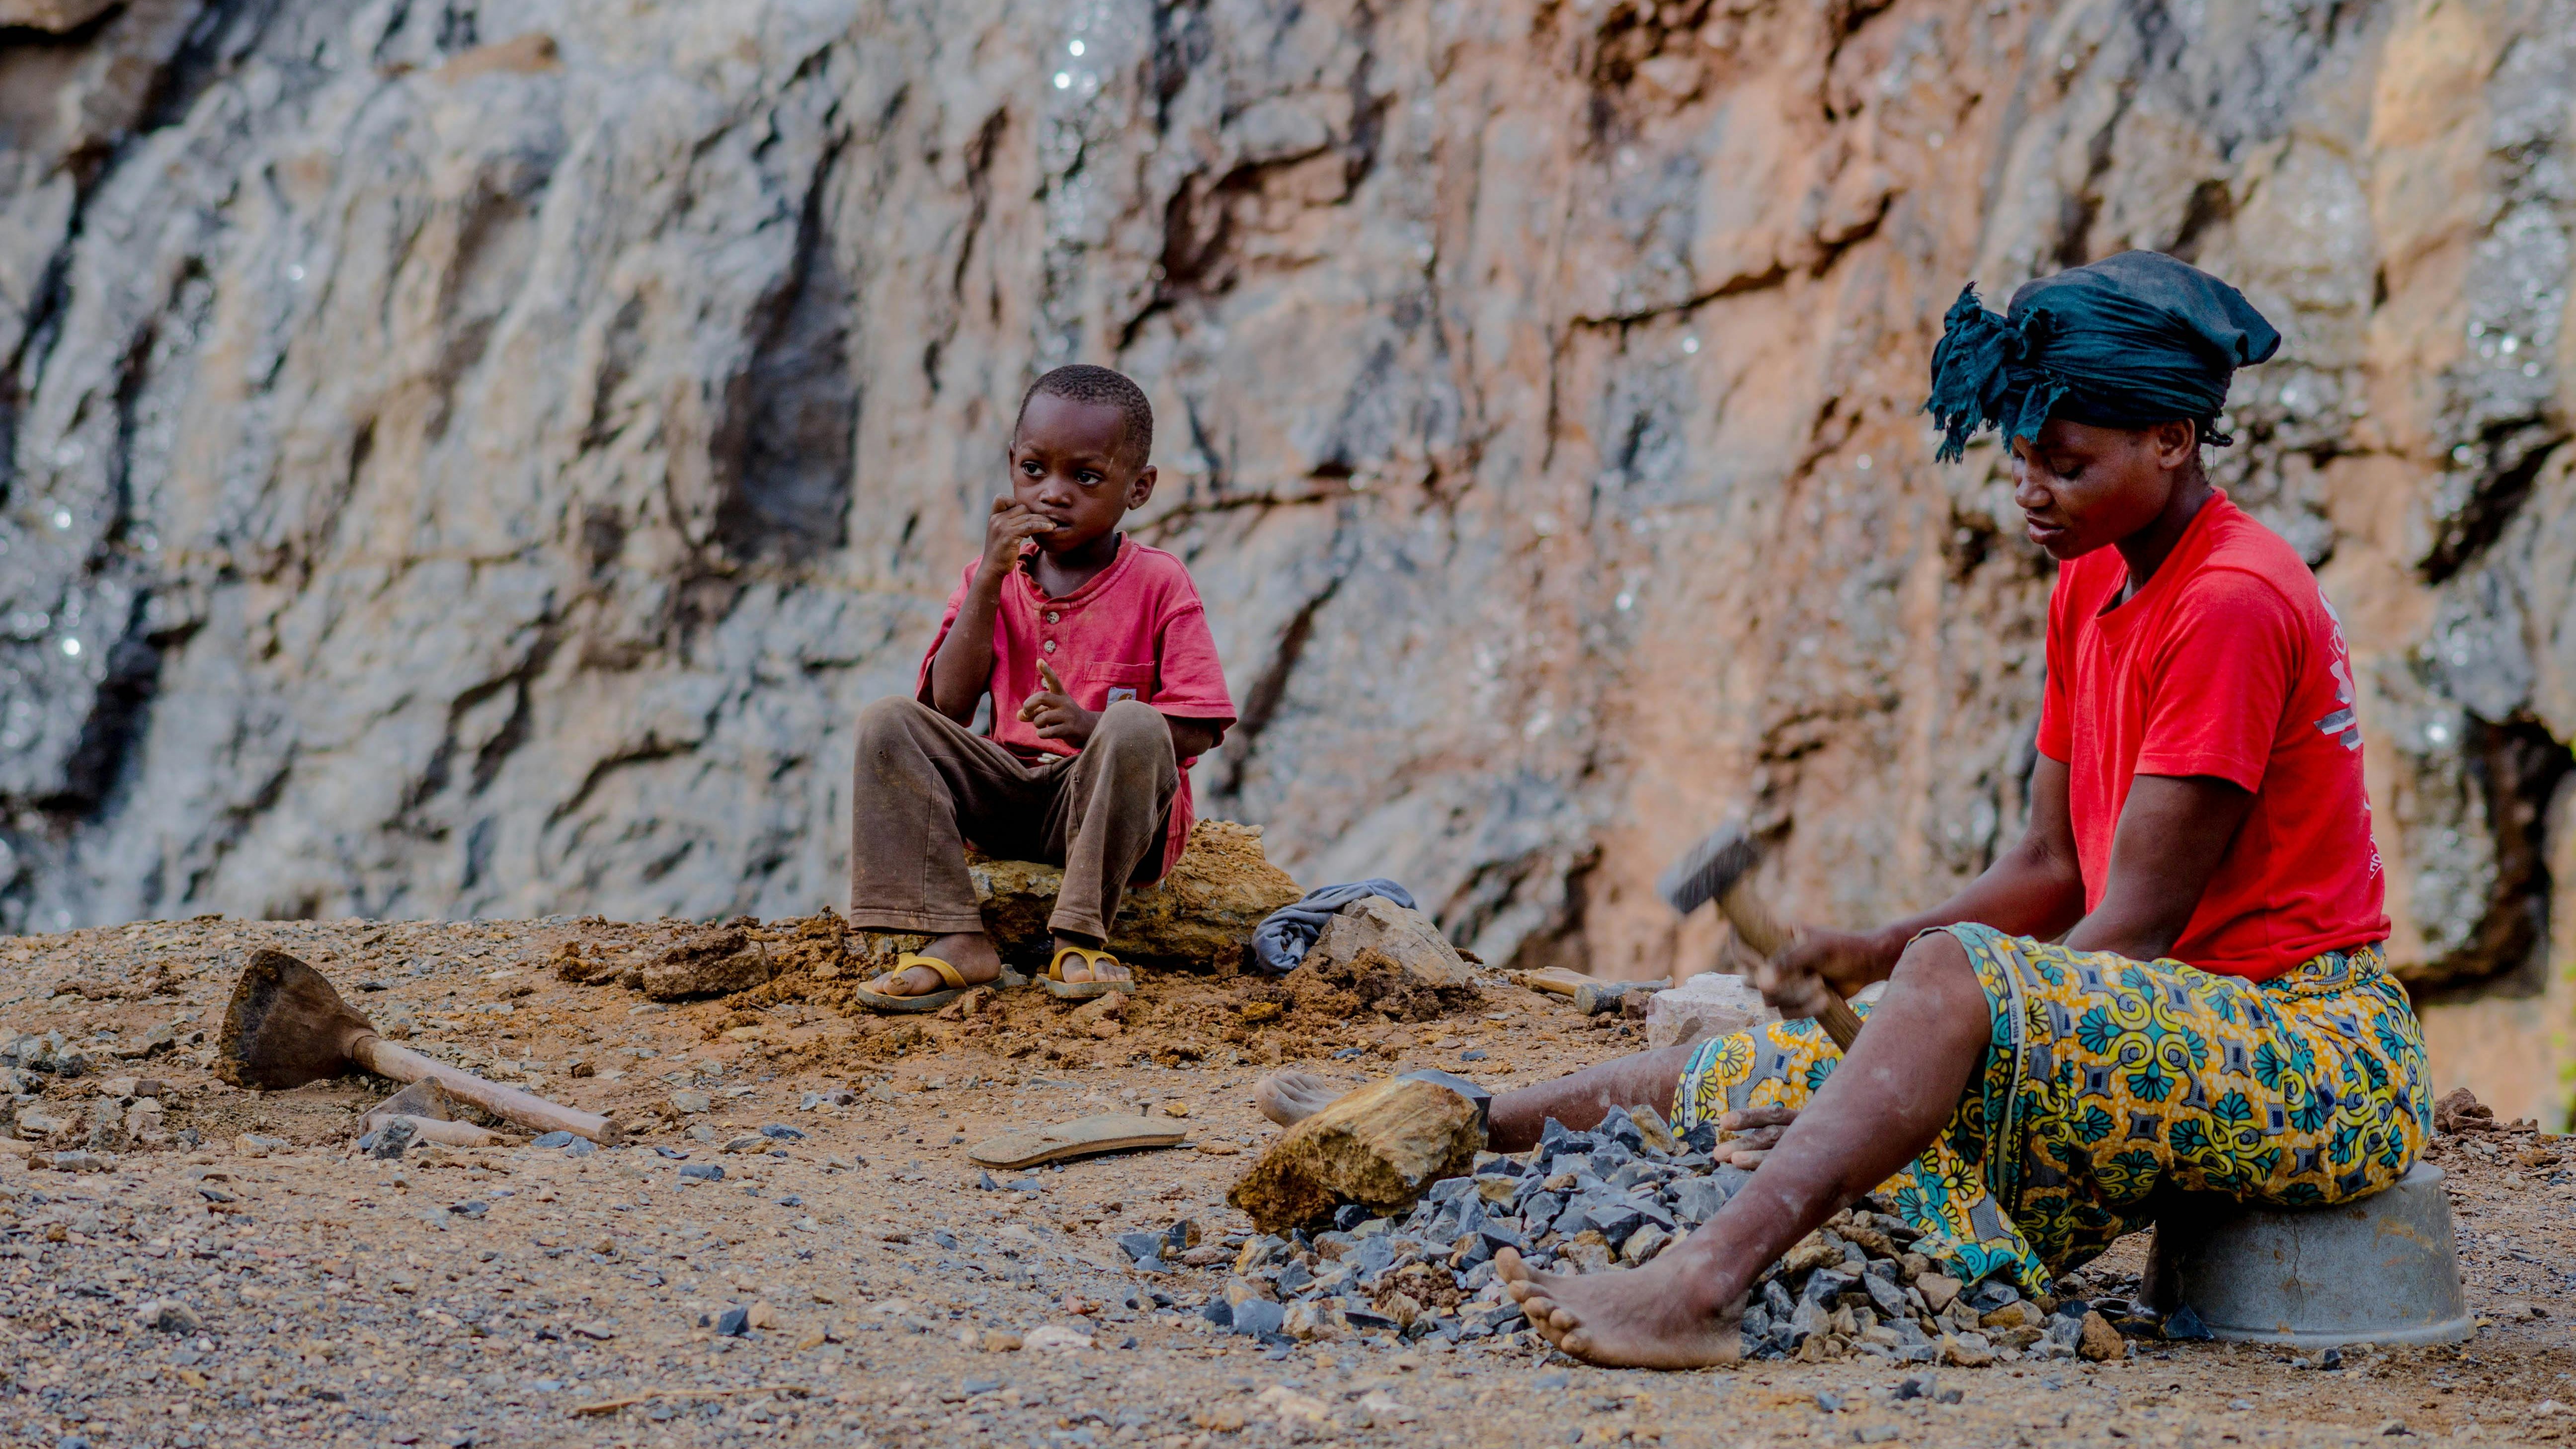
[5, 916, 2564, 1449]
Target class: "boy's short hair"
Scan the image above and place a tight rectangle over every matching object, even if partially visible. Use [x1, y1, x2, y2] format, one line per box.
[1019, 364, 1153, 469]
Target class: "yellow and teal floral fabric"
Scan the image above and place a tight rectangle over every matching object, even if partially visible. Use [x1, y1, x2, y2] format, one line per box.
[1671, 922, 2430, 1291]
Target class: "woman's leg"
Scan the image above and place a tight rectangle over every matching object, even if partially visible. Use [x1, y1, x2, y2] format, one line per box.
[1499, 931, 1993, 1368]
[1254, 1046, 1704, 1147]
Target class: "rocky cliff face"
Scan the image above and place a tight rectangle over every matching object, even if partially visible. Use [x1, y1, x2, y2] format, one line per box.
[1, 1, 2569, 1006]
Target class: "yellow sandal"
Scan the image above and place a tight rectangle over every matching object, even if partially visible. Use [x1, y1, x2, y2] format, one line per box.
[1045, 945, 1133, 1000]
[851, 953, 975, 1014]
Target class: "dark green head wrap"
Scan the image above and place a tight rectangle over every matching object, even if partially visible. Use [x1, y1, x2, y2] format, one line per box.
[1923, 250, 2282, 463]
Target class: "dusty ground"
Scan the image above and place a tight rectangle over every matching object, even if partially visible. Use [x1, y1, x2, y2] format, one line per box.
[1, 915, 2572, 1449]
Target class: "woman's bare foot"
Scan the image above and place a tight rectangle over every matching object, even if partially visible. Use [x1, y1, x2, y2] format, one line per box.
[1050, 936, 1134, 986]
[869, 931, 1006, 997]
[1253, 1070, 1342, 1127]
[1496, 1246, 1745, 1369]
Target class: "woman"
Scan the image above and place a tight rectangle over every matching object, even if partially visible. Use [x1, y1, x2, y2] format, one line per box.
[1271, 252, 2427, 1369]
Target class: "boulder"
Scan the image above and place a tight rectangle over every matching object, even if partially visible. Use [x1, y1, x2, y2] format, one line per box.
[1645, 972, 1777, 1050]
[971, 821, 1301, 971]
[1228, 1077, 1485, 1235]
[1304, 895, 1474, 987]
[638, 928, 775, 1000]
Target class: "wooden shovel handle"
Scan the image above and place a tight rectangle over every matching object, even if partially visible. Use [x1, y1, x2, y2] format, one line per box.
[1717, 878, 1863, 1053]
[351, 1036, 622, 1144]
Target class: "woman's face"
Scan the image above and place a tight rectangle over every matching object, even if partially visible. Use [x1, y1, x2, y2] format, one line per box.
[2009, 418, 2197, 561]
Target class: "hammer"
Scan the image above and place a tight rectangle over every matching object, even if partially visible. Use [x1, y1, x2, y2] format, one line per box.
[217, 950, 622, 1143]
[1656, 822, 1865, 1051]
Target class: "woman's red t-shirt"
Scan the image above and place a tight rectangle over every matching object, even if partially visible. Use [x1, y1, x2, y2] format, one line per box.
[2035, 490, 2389, 980]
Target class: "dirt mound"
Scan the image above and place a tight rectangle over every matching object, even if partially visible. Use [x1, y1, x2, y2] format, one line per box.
[1251, 949, 1485, 1025]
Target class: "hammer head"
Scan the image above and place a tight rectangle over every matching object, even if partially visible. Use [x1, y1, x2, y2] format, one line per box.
[1656, 821, 1763, 917]
[216, 949, 377, 1090]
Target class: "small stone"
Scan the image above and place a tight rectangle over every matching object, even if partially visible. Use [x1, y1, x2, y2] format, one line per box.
[979, 1328, 1023, 1351]
[715, 1307, 750, 1337]
[531, 1131, 576, 1149]
[1231, 1298, 1288, 1337]
[2378, 1419, 2409, 1437]
[1024, 1324, 1094, 1351]
[678, 1163, 724, 1182]
[760, 1123, 805, 1140]
[2162, 1303, 2212, 1342]
[1645, 973, 1776, 1051]
[745, 1304, 778, 1330]
[669, 1091, 712, 1114]
[137, 1300, 202, 1334]
[2077, 1311, 2123, 1362]
[1162, 1101, 1191, 1118]
[1916, 1274, 1963, 1313]
[1622, 1223, 1672, 1264]
[721, 1135, 764, 1154]
[570, 1321, 617, 1341]
[1939, 1331, 1995, 1367]
[359, 1117, 419, 1160]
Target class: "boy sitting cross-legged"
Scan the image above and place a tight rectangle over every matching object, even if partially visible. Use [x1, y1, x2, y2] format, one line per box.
[847, 365, 1237, 1008]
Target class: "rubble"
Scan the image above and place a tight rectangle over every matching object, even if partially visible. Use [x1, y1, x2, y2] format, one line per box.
[1182, 1101, 2146, 1363]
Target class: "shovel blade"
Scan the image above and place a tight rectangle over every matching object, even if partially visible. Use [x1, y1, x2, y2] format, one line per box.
[216, 949, 375, 1090]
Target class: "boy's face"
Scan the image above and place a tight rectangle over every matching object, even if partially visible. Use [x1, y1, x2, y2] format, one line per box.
[1008, 393, 1155, 554]
[2009, 417, 2198, 561]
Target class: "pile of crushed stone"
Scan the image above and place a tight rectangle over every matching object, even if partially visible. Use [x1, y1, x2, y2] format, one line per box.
[1126, 1104, 2154, 1364]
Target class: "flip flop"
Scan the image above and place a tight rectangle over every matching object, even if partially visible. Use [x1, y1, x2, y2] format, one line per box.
[849, 954, 1023, 1014]
[967, 1112, 1190, 1169]
[1044, 945, 1133, 1000]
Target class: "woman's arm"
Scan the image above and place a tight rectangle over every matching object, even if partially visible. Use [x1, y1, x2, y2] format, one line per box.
[2061, 773, 2253, 960]
[1763, 760, 2254, 1009]
[1765, 757, 2088, 1001]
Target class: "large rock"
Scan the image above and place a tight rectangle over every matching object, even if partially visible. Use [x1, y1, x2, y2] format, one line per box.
[635, 928, 776, 1001]
[973, 821, 1302, 971]
[1305, 895, 1475, 987]
[0, 1, 2566, 1106]
[1645, 972, 1776, 1051]
[1227, 1077, 1484, 1235]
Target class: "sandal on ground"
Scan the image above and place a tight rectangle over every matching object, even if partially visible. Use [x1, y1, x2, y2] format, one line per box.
[1044, 945, 1133, 1000]
[849, 953, 1018, 1014]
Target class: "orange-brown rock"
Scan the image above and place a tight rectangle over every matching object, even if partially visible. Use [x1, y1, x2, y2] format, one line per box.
[1227, 1077, 1484, 1235]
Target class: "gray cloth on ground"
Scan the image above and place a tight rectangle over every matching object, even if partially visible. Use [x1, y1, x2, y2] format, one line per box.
[1250, 879, 1417, 975]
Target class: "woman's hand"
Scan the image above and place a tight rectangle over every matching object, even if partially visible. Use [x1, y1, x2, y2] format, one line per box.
[1752, 926, 1902, 1019]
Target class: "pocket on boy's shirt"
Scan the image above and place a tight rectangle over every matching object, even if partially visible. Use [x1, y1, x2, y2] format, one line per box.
[1075, 662, 1156, 708]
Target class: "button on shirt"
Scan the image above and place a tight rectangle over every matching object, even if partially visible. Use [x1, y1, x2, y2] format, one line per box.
[917, 538, 1237, 876]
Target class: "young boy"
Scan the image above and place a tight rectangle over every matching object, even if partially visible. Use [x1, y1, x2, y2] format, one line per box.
[847, 365, 1236, 1006]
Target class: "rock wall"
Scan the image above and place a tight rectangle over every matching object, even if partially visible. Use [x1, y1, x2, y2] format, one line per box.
[0, 0, 2569, 1032]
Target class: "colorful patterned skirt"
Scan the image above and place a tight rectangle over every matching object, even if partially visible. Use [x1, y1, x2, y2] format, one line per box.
[1670, 923, 2431, 1292]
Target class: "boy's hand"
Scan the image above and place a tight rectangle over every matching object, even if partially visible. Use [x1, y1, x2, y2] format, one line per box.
[979, 497, 1057, 582]
[1017, 660, 1097, 746]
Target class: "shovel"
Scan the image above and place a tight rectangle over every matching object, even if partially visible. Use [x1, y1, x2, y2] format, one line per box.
[217, 949, 621, 1144]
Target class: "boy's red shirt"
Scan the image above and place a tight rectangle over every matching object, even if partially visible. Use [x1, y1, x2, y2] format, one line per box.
[2036, 490, 2388, 980]
[917, 537, 1236, 877]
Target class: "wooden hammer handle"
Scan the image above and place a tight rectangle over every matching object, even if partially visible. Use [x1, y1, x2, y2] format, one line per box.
[352, 1036, 623, 1144]
[1717, 878, 1863, 1052]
